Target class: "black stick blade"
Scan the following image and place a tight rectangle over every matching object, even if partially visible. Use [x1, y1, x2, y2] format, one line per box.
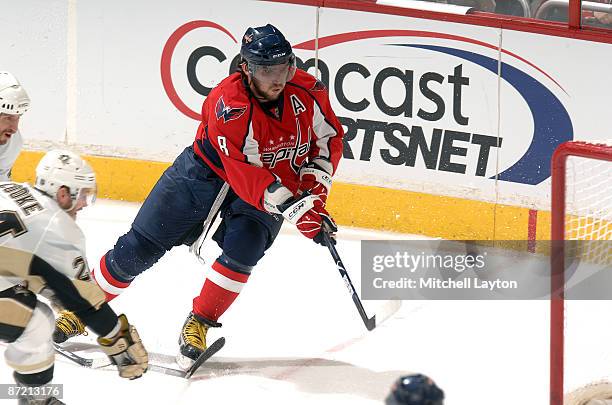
[185, 337, 226, 378]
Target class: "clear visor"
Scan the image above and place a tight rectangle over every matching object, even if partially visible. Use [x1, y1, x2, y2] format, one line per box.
[250, 55, 296, 85]
[76, 187, 97, 207]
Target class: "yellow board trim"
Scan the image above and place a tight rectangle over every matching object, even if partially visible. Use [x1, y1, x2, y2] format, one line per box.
[12, 150, 548, 241]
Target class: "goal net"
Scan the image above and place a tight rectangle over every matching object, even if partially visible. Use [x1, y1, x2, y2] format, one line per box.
[550, 141, 612, 405]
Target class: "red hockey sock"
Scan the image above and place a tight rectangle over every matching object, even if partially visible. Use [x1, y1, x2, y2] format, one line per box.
[92, 253, 131, 302]
[192, 259, 250, 322]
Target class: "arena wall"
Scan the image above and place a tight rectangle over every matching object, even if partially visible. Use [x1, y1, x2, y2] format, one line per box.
[6, 0, 610, 240]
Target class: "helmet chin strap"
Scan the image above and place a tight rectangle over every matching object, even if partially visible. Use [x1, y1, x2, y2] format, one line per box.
[67, 189, 81, 212]
[66, 198, 77, 213]
[56, 187, 78, 213]
[57, 198, 76, 214]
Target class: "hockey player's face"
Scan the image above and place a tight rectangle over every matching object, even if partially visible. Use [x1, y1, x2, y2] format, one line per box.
[57, 186, 96, 219]
[246, 59, 296, 101]
[251, 77, 284, 101]
[0, 113, 20, 145]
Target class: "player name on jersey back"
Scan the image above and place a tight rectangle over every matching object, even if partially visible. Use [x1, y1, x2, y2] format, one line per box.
[0, 183, 45, 217]
[0, 182, 89, 292]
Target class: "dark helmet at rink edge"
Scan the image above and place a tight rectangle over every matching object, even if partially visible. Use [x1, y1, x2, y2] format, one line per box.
[385, 374, 444, 405]
[240, 24, 294, 67]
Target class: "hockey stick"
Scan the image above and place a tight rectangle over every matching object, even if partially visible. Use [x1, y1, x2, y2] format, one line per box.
[53, 343, 111, 369]
[185, 337, 225, 378]
[190, 183, 230, 264]
[54, 342, 187, 377]
[53, 339, 225, 378]
[322, 231, 401, 331]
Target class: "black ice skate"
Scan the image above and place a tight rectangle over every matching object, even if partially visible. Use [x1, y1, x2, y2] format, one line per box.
[177, 312, 221, 370]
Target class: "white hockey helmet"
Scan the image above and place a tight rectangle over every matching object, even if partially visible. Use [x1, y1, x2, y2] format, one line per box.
[0, 72, 30, 115]
[35, 150, 97, 211]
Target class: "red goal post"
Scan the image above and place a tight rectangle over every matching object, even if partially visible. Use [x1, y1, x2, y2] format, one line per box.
[550, 140, 612, 405]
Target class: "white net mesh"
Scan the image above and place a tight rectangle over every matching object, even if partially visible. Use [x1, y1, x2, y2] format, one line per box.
[565, 145, 612, 265]
[562, 141, 612, 404]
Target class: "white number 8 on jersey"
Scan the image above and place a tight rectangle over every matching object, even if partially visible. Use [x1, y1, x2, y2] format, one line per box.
[218, 136, 229, 156]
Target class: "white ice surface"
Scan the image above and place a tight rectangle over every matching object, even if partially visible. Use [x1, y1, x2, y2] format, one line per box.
[1, 199, 609, 404]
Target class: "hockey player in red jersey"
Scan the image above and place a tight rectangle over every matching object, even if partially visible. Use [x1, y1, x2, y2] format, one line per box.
[193, 25, 342, 241]
[54, 24, 344, 368]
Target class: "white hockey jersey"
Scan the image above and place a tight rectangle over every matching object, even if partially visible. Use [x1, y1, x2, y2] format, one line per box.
[0, 131, 23, 181]
[0, 181, 89, 291]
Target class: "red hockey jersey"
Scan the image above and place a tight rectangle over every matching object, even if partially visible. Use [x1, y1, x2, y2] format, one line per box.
[193, 69, 344, 211]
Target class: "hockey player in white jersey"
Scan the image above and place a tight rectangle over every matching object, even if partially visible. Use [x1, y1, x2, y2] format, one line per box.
[0, 150, 148, 405]
[0, 71, 29, 181]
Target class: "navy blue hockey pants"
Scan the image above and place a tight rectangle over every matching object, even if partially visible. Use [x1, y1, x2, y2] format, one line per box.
[103, 146, 283, 284]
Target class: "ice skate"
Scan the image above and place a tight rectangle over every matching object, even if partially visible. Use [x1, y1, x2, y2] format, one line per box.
[53, 310, 88, 343]
[176, 312, 210, 370]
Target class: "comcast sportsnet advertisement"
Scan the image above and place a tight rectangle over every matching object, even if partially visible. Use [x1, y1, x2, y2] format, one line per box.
[159, 15, 580, 205]
[11, 0, 611, 209]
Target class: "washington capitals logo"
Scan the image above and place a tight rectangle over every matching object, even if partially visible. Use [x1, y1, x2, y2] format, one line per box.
[215, 96, 247, 123]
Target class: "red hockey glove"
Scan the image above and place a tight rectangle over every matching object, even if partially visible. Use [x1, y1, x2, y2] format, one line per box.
[298, 159, 333, 206]
[277, 192, 337, 245]
[299, 205, 338, 245]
